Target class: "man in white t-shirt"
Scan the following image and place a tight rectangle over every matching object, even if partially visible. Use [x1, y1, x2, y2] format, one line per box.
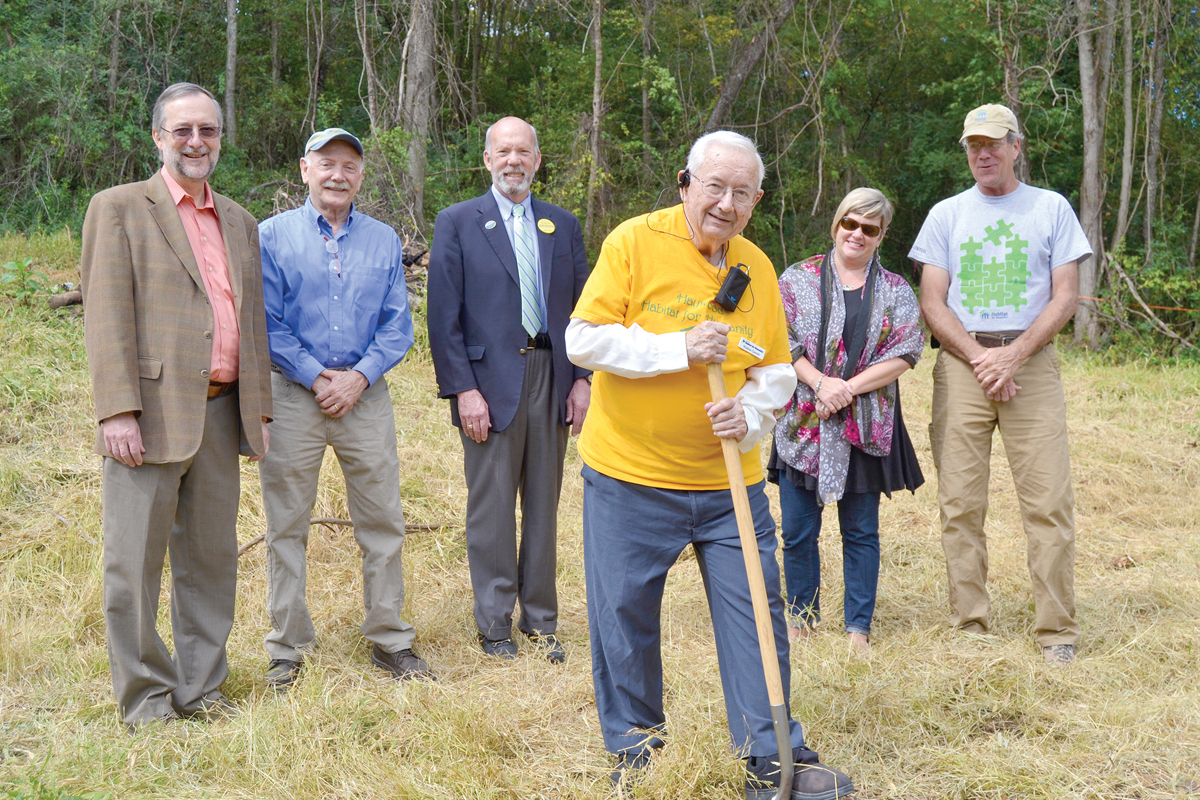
[909, 104, 1091, 666]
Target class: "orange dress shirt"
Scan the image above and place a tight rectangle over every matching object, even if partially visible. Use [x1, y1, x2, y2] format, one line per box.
[160, 167, 240, 383]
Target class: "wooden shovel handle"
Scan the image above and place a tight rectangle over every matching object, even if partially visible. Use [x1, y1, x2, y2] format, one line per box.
[705, 362, 787, 708]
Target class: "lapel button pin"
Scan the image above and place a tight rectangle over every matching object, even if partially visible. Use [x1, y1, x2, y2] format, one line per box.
[485, 220, 497, 230]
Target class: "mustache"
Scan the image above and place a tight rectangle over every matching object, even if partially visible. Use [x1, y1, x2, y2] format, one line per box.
[321, 179, 353, 190]
[180, 147, 210, 156]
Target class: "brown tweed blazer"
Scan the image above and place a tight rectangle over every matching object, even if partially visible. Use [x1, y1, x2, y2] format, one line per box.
[80, 171, 273, 463]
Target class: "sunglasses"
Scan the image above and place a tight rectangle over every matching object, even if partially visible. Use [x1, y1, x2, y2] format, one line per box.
[839, 216, 882, 238]
[159, 126, 222, 142]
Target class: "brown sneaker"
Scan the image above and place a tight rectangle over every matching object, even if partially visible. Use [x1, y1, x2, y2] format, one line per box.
[372, 644, 435, 681]
[745, 747, 856, 799]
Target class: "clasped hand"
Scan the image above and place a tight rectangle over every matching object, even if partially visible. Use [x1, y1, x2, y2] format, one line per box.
[814, 376, 855, 420]
[970, 347, 1022, 402]
[312, 369, 368, 418]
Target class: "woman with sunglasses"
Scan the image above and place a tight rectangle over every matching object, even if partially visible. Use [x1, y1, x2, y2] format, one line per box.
[768, 187, 925, 655]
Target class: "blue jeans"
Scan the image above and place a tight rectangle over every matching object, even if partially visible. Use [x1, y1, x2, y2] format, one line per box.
[777, 477, 880, 636]
[582, 465, 805, 758]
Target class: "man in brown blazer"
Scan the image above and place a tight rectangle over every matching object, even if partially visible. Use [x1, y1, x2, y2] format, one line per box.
[80, 82, 272, 730]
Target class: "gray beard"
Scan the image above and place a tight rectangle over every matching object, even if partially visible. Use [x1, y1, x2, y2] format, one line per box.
[166, 149, 218, 183]
[495, 172, 531, 196]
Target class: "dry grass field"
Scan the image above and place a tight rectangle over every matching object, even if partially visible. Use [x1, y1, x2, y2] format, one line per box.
[2, 231, 1199, 799]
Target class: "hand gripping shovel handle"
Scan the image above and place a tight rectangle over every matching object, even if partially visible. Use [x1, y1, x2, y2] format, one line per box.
[706, 363, 793, 800]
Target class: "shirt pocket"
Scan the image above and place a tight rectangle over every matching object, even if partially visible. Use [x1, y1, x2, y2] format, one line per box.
[351, 267, 391, 312]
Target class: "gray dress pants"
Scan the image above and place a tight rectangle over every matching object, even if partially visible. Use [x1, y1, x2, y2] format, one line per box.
[102, 391, 241, 726]
[461, 348, 568, 640]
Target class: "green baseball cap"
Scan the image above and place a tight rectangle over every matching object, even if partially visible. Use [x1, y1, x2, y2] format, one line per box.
[304, 127, 364, 156]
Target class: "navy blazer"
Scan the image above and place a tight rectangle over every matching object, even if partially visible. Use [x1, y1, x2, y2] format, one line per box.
[427, 190, 591, 432]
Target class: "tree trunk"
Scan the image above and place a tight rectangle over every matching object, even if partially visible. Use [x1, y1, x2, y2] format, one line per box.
[1075, 0, 1116, 348]
[354, 0, 380, 130]
[304, 0, 326, 134]
[992, 2, 1032, 185]
[1189, 190, 1200, 270]
[271, 13, 281, 82]
[1110, 0, 1135, 251]
[224, 0, 237, 146]
[641, 0, 655, 173]
[1143, 0, 1169, 268]
[469, 0, 482, 118]
[584, 0, 604, 245]
[705, 0, 798, 131]
[107, 7, 121, 113]
[401, 0, 435, 232]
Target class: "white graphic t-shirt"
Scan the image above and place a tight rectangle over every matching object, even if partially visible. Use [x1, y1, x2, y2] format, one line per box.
[909, 183, 1092, 332]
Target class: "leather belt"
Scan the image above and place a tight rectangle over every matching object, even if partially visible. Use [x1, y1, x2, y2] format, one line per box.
[526, 332, 552, 349]
[207, 380, 238, 399]
[972, 330, 1025, 348]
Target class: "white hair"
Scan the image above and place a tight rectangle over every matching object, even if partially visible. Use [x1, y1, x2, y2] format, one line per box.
[686, 131, 765, 189]
[484, 118, 539, 152]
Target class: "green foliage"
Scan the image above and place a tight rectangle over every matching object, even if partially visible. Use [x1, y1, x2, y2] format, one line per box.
[2, 777, 107, 800]
[0, 0, 1197, 350]
[1, 258, 49, 305]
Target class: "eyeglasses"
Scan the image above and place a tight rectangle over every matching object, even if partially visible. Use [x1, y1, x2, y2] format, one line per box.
[160, 125, 222, 142]
[839, 216, 882, 238]
[692, 175, 758, 208]
[965, 138, 1008, 154]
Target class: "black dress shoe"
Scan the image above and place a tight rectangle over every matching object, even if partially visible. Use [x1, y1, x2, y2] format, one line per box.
[479, 636, 519, 660]
[372, 644, 435, 681]
[745, 746, 855, 799]
[525, 632, 566, 664]
[265, 658, 303, 692]
[610, 749, 655, 794]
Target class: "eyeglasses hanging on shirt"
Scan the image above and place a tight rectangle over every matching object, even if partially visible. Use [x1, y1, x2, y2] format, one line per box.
[324, 237, 341, 277]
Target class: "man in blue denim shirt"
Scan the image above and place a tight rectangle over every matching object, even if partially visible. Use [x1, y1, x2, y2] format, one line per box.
[257, 128, 430, 689]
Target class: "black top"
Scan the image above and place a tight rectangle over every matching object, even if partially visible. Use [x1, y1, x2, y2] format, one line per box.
[767, 288, 924, 498]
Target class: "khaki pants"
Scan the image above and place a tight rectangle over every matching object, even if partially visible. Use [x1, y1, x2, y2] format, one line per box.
[259, 372, 415, 660]
[930, 345, 1079, 646]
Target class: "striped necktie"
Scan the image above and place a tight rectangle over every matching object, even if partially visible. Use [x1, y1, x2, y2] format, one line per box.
[511, 204, 543, 337]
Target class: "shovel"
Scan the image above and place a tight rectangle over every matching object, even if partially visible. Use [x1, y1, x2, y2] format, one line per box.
[706, 362, 793, 800]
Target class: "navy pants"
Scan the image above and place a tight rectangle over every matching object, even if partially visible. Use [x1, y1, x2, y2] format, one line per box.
[582, 465, 805, 758]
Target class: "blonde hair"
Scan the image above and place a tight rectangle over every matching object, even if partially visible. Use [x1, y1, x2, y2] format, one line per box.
[830, 187, 894, 240]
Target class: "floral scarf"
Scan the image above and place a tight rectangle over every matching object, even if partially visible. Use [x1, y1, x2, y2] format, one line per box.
[773, 251, 924, 504]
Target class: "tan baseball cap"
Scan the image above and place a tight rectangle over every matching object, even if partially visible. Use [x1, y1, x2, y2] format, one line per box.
[960, 104, 1020, 142]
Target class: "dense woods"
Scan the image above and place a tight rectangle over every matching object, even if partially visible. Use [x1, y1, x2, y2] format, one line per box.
[1, 0, 1198, 351]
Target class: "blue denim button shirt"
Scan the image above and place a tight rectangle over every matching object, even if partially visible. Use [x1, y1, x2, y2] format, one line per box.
[259, 198, 414, 389]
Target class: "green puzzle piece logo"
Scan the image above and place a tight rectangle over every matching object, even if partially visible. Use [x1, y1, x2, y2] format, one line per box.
[957, 219, 1030, 313]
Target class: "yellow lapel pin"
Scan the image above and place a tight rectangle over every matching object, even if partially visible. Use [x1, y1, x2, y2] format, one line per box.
[537, 218, 555, 234]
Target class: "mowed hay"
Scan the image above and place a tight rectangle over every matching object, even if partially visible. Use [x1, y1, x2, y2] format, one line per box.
[2, 282, 1199, 798]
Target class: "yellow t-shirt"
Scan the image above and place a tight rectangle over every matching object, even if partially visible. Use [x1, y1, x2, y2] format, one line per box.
[573, 205, 790, 490]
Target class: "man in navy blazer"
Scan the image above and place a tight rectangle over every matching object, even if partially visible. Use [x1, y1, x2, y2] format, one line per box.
[427, 116, 591, 663]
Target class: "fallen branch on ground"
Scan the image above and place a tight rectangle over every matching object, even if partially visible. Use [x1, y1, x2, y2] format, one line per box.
[237, 518, 458, 556]
[48, 290, 82, 309]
